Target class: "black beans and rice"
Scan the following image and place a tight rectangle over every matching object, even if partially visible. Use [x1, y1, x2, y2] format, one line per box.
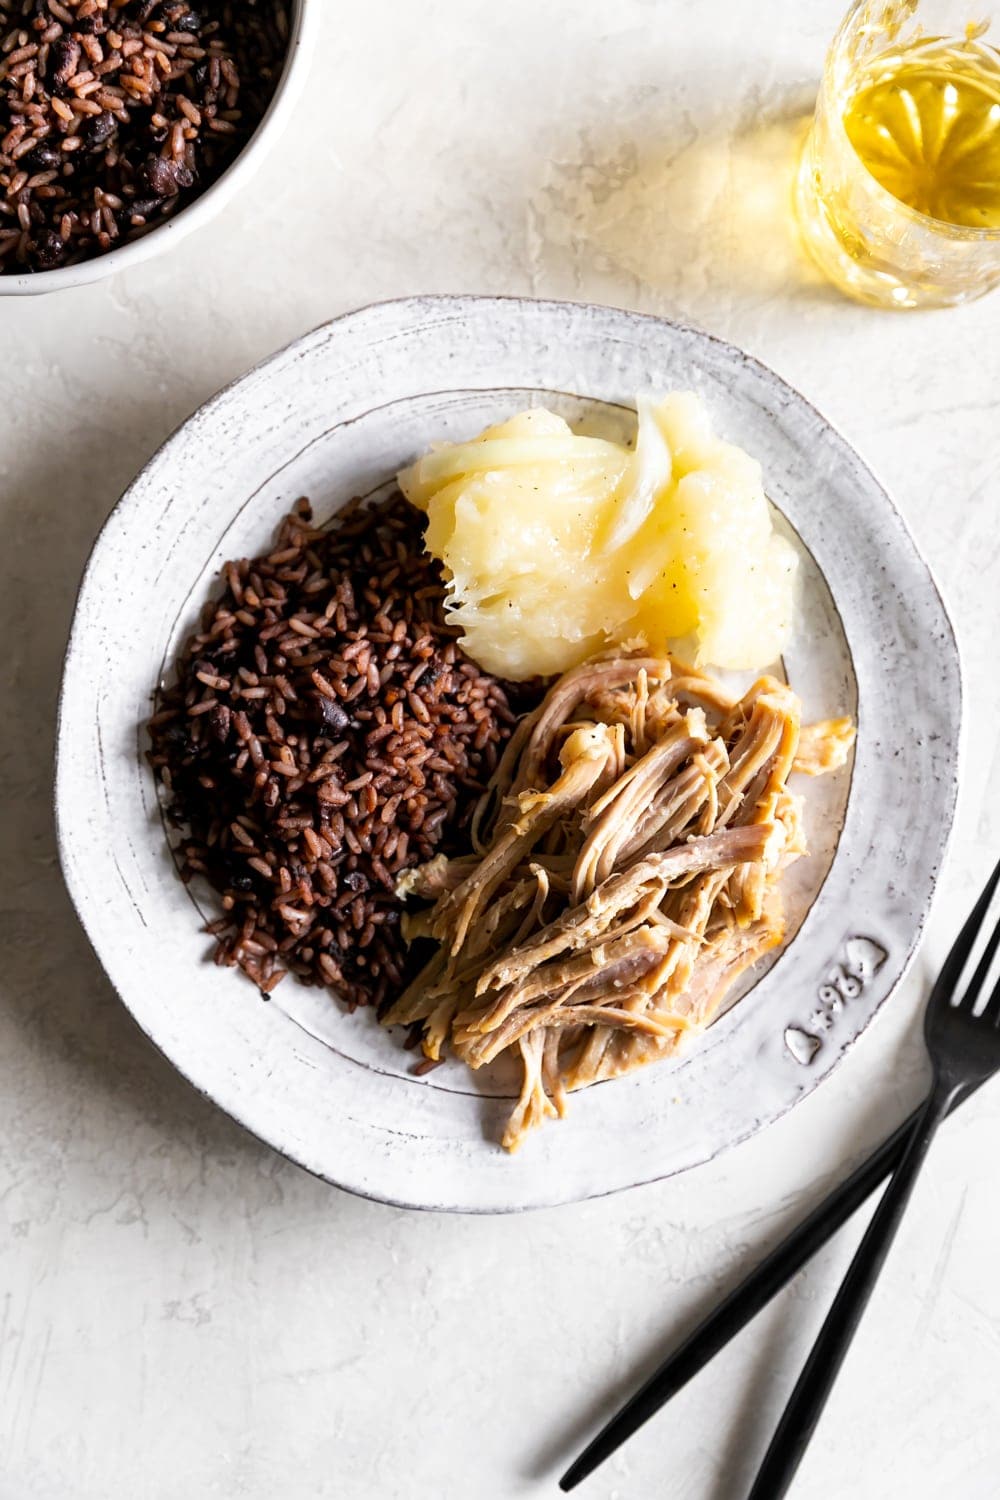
[148, 495, 529, 1015]
[0, 0, 289, 273]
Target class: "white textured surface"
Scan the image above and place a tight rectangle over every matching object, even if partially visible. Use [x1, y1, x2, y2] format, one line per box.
[1, 0, 998, 1495]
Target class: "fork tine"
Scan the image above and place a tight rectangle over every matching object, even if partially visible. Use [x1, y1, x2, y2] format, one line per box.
[983, 954, 1000, 1026]
[963, 912, 1000, 1016]
[931, 856, 1000, 1012]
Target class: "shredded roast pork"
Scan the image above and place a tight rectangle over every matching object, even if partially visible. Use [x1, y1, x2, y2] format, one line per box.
[384, 651, 855, 1151]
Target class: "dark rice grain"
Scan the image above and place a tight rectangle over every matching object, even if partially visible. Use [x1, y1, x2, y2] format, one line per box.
[148, 493, 530, 1012]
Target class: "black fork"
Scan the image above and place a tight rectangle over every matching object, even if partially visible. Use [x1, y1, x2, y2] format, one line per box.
[747, 860, 1000, 1499]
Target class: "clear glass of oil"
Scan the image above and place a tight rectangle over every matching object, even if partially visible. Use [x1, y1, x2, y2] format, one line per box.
[796, 0, 1000, 308]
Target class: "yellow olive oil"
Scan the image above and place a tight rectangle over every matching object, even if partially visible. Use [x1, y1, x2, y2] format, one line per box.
[843, 37, 1000, 227]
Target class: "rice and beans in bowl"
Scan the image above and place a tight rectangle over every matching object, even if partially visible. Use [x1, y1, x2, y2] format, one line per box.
[149, 395, 855, 1152]
[0, 0, 289, 273]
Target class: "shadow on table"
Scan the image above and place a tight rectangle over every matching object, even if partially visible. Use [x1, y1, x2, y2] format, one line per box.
[524, 96, 845, 321]
[0, 384, 295, 1183]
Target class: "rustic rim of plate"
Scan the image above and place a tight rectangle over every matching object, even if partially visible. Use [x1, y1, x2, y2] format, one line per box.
[55, 296, 962, 1212]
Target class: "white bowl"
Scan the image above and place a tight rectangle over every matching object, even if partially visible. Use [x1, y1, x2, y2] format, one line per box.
[55, 296, 961, 1212]
[0, 0, 315, 297]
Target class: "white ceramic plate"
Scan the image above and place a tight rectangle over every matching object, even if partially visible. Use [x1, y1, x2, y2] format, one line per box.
[56, 296, 961, 1212]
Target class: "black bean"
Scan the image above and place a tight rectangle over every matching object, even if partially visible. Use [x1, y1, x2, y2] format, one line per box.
[48, 37, 81, 91]
[20, 141, 62, 173]
[81, 113, 116, 152]
[32, 229, 65, 269]
[162, 720, 193, 754]
[317, 698, 351, 733]
[140, 155, 181, 198]
[128, 197, 164, 223]
[209, 705, 231, 743]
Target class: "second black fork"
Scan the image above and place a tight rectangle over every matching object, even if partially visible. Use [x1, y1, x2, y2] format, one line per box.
[747, 862, 1000, 1499]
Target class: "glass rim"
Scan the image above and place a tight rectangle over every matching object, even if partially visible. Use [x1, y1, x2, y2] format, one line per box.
[824, 0, 1000, 242]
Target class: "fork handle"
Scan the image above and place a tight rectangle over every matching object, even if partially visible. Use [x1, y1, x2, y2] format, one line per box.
[746, 1083, 958, 1500]
[558, 1091, 982, 1494]
[559, 1106, 928, 1493]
